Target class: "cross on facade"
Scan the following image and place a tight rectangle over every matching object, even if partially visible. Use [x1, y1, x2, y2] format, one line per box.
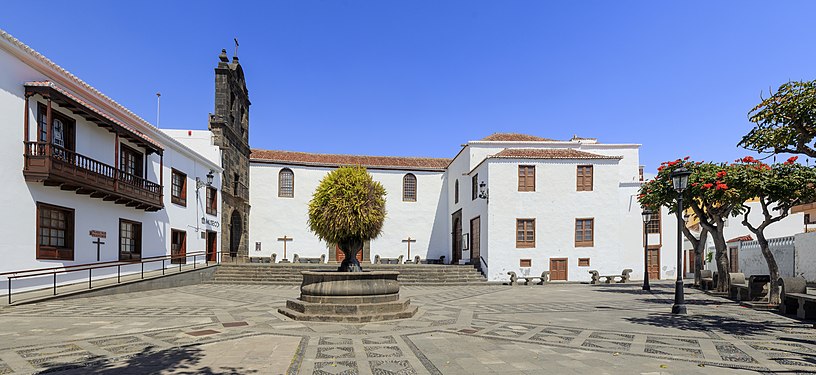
[277, 235, 293, 260]
[93, 238, 105, 261]
[402, 236, 416, 259]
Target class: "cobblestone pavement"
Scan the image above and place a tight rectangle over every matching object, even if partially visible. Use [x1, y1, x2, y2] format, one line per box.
[0, 282, 814, 374]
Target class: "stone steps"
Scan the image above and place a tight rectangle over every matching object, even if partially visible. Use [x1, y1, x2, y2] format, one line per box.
[206, 263, 487, 285]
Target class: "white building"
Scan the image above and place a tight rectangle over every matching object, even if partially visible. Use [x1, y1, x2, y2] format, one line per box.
[0, 30, 223, 295]
[248, 134, 682, 282]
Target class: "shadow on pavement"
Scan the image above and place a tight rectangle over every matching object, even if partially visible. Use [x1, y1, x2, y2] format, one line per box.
[625, 313, 801, 337]
[44, 345, 258, 375]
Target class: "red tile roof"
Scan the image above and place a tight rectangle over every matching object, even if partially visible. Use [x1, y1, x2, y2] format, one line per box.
[491, 148, 621, 160]
[726, 235, 753, 243]
[250, 149, 450, 171]
[481, 133, 558, 142]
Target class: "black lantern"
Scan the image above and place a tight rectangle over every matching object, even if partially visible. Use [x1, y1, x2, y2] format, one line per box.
[478, 181, 489, 200]
[669, 167, 691, 314]
[206, 170, 214, 186]
[641, 208, 654, 291]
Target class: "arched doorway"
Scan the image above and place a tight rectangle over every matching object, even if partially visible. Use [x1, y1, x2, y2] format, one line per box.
[451, 210, 462, 264]
[229, 210, 242, 258]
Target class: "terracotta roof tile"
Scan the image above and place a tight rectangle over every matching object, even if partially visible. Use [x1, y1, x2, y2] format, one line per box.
[491, 148, 621, 160]
[481, 133, 558, 142]
[727, 235, 753, 243]
[251, 149, 450, 171]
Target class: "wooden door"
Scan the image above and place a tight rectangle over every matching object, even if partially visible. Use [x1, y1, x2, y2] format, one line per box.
[729, 247, 739, 272]
[549, 258, 568, 281]
[336, 244, 363, 263]
[206, 231, 217, 261]
[470, 216, 480, 263]
[686, 249, 696, 275]
[647, 246, 660, 280]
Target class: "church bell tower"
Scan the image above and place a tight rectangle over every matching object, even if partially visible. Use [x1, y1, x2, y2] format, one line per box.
[209, 48, 251, 261]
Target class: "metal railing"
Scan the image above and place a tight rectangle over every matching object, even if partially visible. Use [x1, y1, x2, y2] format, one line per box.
[2, 251, 218, 304]
[479, 256, 488, 278]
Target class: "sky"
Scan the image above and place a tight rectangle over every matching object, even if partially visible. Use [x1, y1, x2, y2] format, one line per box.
[2, 1, 815, 173]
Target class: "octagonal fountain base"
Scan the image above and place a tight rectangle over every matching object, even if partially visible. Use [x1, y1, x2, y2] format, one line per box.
[278, 271, 418, 322]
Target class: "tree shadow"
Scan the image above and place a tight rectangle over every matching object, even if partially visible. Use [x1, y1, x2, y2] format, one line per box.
[625, 312, 803, 337]
[43, 345, 258, 374]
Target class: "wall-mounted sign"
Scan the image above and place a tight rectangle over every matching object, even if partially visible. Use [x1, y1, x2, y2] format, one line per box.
[89, 230, 107, 238]
[201, 217, 220, 228]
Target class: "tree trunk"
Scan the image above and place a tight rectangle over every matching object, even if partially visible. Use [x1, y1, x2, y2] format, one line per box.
[756, 232, 781, 305]
[711, 227, 731, 293]
[694, 229, 709, 288]
[337, 238, 364, 272]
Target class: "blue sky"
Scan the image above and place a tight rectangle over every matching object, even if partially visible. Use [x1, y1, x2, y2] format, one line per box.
[2, 1, 814, 172]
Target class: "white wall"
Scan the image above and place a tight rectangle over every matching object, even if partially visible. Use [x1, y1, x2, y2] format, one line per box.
[0, 42, 222, 295]
[794, 232, 816, 282]
[249, 162, 447, 262]
[738, 237, 795, 278]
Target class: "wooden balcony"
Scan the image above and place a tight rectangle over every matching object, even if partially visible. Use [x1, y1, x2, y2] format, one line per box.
[233, 180, 249, 201]
[23, 142, 163, 211]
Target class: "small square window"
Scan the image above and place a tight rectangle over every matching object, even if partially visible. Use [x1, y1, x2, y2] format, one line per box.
[520, 259, 532, 268]
[578, 258, 590, 267]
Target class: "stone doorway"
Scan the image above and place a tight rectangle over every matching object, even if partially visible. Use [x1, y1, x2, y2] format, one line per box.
[451, 210, 462, 264]
[229, 210, 242, 258]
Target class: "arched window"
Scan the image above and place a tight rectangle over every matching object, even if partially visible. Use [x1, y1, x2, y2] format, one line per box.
[279, 168, 294, 198]
[454, 179, 459, 204]
[403, 173, 417, 202]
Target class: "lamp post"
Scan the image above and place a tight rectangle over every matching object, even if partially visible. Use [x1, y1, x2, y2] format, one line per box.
[641, 208, 654, 291]
[670, 167, 692, 315]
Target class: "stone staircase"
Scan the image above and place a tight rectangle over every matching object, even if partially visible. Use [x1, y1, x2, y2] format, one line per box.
[207, 263, 488, 286]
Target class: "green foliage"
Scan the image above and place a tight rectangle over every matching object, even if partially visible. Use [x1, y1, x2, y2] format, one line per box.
[728, 156, 816, 214]
[740, 80, 816, 157]
[638, 158, 744, 221]
[307, 166, 387, 245]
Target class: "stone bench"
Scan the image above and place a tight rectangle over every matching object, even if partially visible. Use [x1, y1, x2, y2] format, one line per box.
[730, 274, 770, 301]
[292, 254, 326, 264]
[780, 277, 816, 319]
[589, 269, 633, 284]
[507, 271, 549, 286]
[403, 255, 423, 264]
[728, 273, 747, 300]
[250, 253, 277, 263]
[374, 255, 404, 264]
[699, 269, 714, 290]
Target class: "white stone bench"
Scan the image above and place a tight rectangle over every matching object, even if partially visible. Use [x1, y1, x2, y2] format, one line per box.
[292, 254, 326, 264]
[589, 269, 633, 284]
[507, 271, 549, 286]
[780, 277, 816, 320]
[374, 255, 404, 264]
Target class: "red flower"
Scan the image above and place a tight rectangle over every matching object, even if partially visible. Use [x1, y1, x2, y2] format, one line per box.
[657, 166, 665, 172]
[716, 170, 727, 178]
[691, 182, 699, 187]
[785, 156, 799, 165]
[716, 183, 728, 190]
[684, 156, 690, 160]
[702, 183, 713, 189]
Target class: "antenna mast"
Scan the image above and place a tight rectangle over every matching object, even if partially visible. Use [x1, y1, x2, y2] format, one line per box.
[156, 92, 161, 127]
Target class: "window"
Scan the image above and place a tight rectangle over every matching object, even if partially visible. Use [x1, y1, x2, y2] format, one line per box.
[646, 209, 661, 234]
[279, 168, 294, 198]
[577, 165, 593, 191]
[454, 179, 459, 204]
[171, 169, 187, 206]
[171, 229, 187, 264]
[472, 174, 478, 200]
[119, 219, 142, 261]
[578, 258, 590, 267]
[516, 219, 535, 248]
[575, 218, 594, 247]
[518, 165, 535, 192]
[120, 145, 144, 179]
[403, 173, 417, 202]
[36, 203, 74, 260]
[37, 104, 76, 151]
[520, 259, 532, 268]
[206, 186, 218, 215]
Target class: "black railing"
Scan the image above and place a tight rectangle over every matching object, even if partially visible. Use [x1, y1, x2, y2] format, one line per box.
[479, 256, 488, 278]
[3, 251, 218, 304]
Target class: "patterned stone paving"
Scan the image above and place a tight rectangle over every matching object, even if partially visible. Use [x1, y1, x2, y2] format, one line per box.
[0, 282, 814, 373]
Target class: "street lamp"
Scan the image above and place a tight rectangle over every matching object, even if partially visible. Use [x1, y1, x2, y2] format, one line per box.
[641, 208, 654, 291]
[670, 167, 692, 314]
[196, 170, 215, 190]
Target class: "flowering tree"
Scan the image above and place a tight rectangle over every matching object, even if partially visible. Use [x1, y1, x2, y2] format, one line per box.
[727, 156, 816, 304]
[639, 158, 744, 292]
[739, 80, 816, 157]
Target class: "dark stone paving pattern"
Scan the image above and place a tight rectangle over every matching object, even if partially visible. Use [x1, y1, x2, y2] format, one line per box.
[0, 282, 814, 373]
